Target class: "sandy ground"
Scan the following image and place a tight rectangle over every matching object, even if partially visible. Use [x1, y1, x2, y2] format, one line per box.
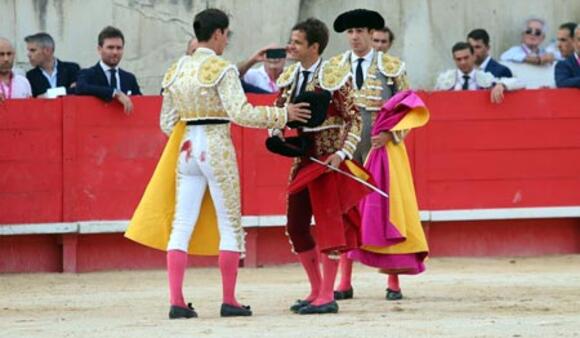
[1, 256, 580, 338]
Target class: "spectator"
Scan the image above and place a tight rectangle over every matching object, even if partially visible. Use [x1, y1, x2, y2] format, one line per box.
[0, 37, 32, 102]
[372, 26, 395, 53]
[500, 17, 555, 66]
[436, 42, 522, 104]
[186, 37, 198, 56]
[76, 26, 141, 114]
[237, 45, 285, 93]
[555, 22, 578, 60]
[467, 28, 513, 78]
[24, 32, 80, 98]
[555, 25, 580, 88]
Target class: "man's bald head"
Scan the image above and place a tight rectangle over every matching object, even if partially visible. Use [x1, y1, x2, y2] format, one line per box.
[0, 37, 16, 74]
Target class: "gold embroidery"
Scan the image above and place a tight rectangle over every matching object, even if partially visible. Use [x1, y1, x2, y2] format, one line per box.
[198, 55, 231, 86]
[320, 54, 351, 91]
[378, 53, 405, 77]
[276, 63, 299, 88]
[205, 125, 245, 251]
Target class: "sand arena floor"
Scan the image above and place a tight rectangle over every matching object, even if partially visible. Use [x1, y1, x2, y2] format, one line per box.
[1, 255, 579, 338]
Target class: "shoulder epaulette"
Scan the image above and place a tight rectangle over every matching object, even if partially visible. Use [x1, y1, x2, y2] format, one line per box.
[198, 55, 237, 87]
[161, 56, 187, 89]
[377, 52, 405, 77]
[276, 63, 299, 88]
[319, 52, 352, 91]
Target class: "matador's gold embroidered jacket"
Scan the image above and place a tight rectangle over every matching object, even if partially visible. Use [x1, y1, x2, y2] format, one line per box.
[275, 59, 361, 168]
[160, 47, 288, 134]
[325, 50, 410, 162]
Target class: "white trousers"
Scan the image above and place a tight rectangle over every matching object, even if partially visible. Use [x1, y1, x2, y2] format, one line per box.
[167, 124, 244, 253]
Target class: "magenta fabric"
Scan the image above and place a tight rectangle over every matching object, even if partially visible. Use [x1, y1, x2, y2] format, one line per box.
[359, 90, 427, 247]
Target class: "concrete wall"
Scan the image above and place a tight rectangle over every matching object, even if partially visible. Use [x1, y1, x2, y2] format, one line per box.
[1, 0, 578, 93]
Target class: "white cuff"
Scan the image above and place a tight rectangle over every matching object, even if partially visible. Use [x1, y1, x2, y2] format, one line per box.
[335, 150, 347, 160]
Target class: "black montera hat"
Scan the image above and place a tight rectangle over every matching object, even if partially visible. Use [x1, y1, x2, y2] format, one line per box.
[265, 136, 312, 158]
[333, 9, 385, 33]
[286, 90, 331, 129]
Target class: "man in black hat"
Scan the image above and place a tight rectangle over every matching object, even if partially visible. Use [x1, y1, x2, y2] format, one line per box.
[270, 17, 362, 314]
[331, 9, 412, 302]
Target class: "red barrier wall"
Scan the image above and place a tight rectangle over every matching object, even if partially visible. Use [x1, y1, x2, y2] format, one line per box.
[1, 89, 579, 272]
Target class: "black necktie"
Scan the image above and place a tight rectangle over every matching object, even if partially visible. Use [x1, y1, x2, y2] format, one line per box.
[298, 70, 310, 95]
[462, 74, 470, 90]
[355, 58, 364, 90]
[109, 68, 118, 90]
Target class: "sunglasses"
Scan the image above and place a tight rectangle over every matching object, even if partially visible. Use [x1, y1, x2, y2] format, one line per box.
[524, 28, 543, 37]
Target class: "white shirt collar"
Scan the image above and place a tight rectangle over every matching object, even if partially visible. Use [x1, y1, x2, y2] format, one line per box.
[196, 47, 216, 56]
[299, 58, 321, 73]
[456, 68, 476, 80]
[350, 49, 374, 64]
[99, 60, 118, 73]
[479, 55, 491, 70]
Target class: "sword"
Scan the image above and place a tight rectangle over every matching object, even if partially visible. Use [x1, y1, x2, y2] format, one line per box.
[309, 157, 389, 198]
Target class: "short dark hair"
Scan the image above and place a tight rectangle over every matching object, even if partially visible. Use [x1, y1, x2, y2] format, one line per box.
[98, 26, 124, 47]
[467, 28, 490, 47]
[24, 32, 55, 51]
[559, 22, 578, 38]
[291, 18, 329, 55]
[193, 8, 229, 42]
[452, 41, 473, 55]
[377, 26, 395, 43]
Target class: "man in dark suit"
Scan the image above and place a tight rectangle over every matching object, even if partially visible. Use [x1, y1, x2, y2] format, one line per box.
[25, 33, 80, 97]
[555, 26, 580, 88]
[467, 29, 513, 78]
[76, 26, 141, 114]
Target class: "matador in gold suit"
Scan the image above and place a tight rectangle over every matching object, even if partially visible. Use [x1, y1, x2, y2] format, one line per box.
[125, 8, 309, 320]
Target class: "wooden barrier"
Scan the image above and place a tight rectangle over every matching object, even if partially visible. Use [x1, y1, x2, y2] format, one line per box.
[1, 89, 579, 272]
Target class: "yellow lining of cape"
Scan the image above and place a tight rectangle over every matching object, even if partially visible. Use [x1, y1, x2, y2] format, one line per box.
[390, 106, 429, 131]
[362, 105, 430, 255]
[124, 122, 220, 255]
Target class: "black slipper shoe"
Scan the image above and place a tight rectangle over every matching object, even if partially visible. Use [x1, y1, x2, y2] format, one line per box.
[220, 303, 252, 317]
[169, 303, 198, 319]
[333, 287, 354, 300]
[297, 301, 339, 315]
[290, 299, 310, 313]
[386, 288, 403, 301]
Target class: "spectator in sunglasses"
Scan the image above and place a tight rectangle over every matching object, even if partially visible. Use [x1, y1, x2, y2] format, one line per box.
[500, 17, 556, 66]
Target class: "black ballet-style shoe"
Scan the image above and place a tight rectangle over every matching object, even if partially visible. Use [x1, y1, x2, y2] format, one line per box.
[386, 288, 403, 301]
[297, 301, 339, 315]
[333, 287, 354, 300]
[169, 303, 198, 319]
[289, 299, 310, 313]
[220, 303, 252, 317]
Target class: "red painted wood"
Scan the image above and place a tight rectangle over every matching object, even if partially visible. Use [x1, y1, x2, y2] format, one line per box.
[0, 235, 62, 272]
[0, 99, 63, 223]
[429, 219, 580, 256]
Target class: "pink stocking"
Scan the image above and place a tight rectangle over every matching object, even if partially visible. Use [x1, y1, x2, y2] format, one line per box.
[336, 253, 353, 291]
[167, 250, 188, 307]
[388, 274, 400, 291]
[219, 250, 242, 307]
[297, 248, 322, 302]
[312, 254, 339, 305]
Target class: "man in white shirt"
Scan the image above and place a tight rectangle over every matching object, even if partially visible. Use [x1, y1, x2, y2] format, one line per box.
[237, 46, 285, 93]
[500, 17, 556, 66]
[436, 42, 522, 103]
